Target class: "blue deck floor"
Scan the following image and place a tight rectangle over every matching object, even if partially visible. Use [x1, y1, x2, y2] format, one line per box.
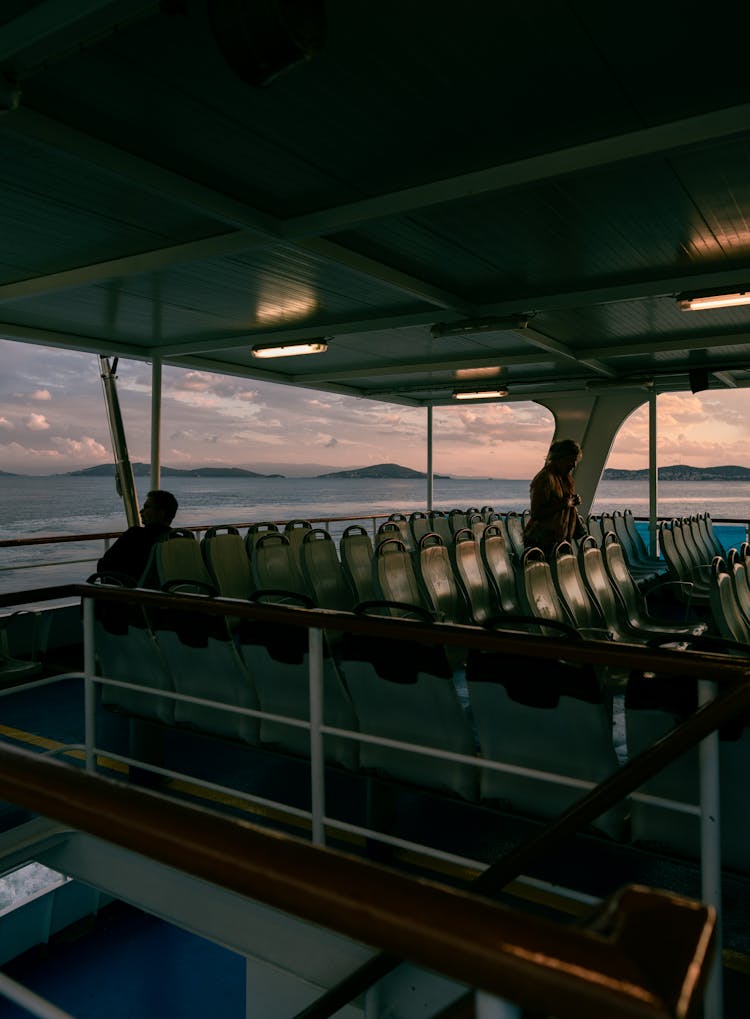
[1, 901, 244, 1019]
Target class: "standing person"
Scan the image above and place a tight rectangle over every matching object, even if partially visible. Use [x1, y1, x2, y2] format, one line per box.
[523, 439, 586, 558]
[97, 489, 178, 584]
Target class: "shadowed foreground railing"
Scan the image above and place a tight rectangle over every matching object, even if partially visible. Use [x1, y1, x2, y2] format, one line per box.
[0, 742, 716, 1019]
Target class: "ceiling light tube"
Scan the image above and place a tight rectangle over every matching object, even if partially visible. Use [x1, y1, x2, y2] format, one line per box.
[251, 338, 329, 358]
[678, 291, 750, 311]
[452, 388, 508, 400]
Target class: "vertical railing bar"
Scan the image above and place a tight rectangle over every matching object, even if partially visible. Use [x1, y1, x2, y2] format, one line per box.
[82, 597, 96, 773]
[309, 626, 325, 845]
[698, 678, 723, 1019]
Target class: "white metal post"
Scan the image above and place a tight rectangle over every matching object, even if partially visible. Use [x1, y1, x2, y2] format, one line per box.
[648, 388, 658, 558]
[308, 627, 325, 845]
[698, 679, 723, 1019]
[83, 597, 96, 772]
[150, 354, 162, 491]
[426, 406, 434, 512]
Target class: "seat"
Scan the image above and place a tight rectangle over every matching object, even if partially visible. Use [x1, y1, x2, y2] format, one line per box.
[373, 537, 431, 619]
[451, 528, 499, 626]
[427, 510, 453, 546]
[550, 541, 613, 640]
[387, 512, 415, 551]
[414, 532, 468, 624]
[579, 535, 706, 640]
[622, 509, 665, 572]
[340, 524, 377, 604]
[602, 532, 708, 634]
[448, 508, 469, 535]
[480, 523, 522, 615]
[586, 514, 605, 548]
[467, 511, 486, 540]
[141, 532, 260, 742]
[709, 557, 750, 643]
[338, 605, 478, 800]
[244, 521, 280, 562]
[658, 520, 711, 608]
[465, 647, 627, 839]
[727, 547, 750, 626]
[480, 505, 494, 522]
[238, 594, 358, 769]
[299, 528, 354, 611]
[283, 519, 313, 572]
[376, 520, 404, 550]
[0, 610, 42, 684]
[408, 510, 431, 546]
[611, 510, 663, 582]
[503, 511, 525, 562]
[252, 531, 308, 602]
[201, 525, 254, 600]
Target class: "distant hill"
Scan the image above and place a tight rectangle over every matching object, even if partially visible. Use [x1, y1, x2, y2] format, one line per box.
[65, 462, 284, 478]
[0, 469, 18, 476]
[316, 462, 450, 480]
[603, 464, 750, 481]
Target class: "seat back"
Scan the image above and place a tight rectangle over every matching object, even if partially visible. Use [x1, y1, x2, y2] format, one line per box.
[550, 541, 605, 635]
[518, 548, 573, 636]
[245, 521, 280, 561]
[147, 529, 216, 595]
[727, 547, 750, 623]
[578, 535, 626, 629]
[611, 510, 646, 573]
[503, 512, 525, 562]
[709, 556, 750, 643]
[300, 528, 354, 611]
[480, 523, 521, 615]
[480, 505, 494, 522]
[622, 509, 659, 565]
[451, 527, 497, 626]
[448, 508, 469, 535]
[415, 532, 467, 624]
[703, 513, 727, 558]
[201, 525, 253, 599]
[339, 612, 478, 800]
[340, 524, 377, 603]
[467, 511, 486, 540]
[373, 537, 429, 618]
[375, 520, 403, 550]
[409, 511, 431, 546]
[283, 519, 313, 572]
[387, 512, 414, 551]
[252, 532, 308, 601]
[657, 520, 688, 582]
[428, 511, 453, 546]
[586, 515, 605, 548]
[466, 650, 627, 839]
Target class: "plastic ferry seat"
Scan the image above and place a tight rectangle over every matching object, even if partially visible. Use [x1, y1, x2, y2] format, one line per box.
[578, 535, 706, 641]
[468, 511, 486, 540]
[299, 528, 354, 612]
[480, 505, 494, 522]
[144, 529, 217, 596]
[622, 510, 665, 572]
[503, 511, 525, 563]
[373, 537, 432, 619]
[375, 520, 404, 550]
[550, 541, 614, 640]
[338, 604, 478, 800]
[201, 525, 254, 600]
[339, 524, 377, 604]
[408, 511, 430, 546]
[708, 557, 750, 644]
[611, 510, 663, 583]
[283, 519, 313, 572]
[414, 532, 468, 625]
[252, 531, 308, 603]
[450, 528, 499, 627]
[586, 515, 605, 549]
[427, 510, 453, 546]
[625, 671, 750, 872]
[387, 512, 414, 551]
[465, 647, 628, 840]
[727, 547, 750, 627]
[87, 573, 175, 725]
[448, 508, 469, 535]
[244, 521, 280, 562]
[480, 523, 523, 616]
[601, 533, 707, 634]
[702, 512, 727, 559]
[237, 593, 358, 769]
[658, 520, 711, 609]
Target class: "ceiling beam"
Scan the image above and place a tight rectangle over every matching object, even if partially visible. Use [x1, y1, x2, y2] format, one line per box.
[0, 319, 146, 359]
[711, 371, 737, 388]
[0, 0, 149, 64]
[296, 351, 554, 384]
[582, 330, 750, 359]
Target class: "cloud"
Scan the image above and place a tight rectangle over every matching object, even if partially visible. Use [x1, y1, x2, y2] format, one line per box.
[0, 417, 13, 430]
[25, 413, 50, 431]
[51, 436, 109, 458]
[31, 389, 52, 401]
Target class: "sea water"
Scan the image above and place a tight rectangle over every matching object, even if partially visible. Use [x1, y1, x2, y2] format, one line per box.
[1, 474, 749, 594]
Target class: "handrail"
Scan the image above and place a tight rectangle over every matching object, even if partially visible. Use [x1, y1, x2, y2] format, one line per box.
[0, 743, 715, 1019]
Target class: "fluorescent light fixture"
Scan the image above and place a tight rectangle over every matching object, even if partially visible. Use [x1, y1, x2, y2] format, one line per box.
[678, 290, 750, 311]
[452, 388, 508, 400]
[251, 338, 329, 358]
[431, 314, 529, 338]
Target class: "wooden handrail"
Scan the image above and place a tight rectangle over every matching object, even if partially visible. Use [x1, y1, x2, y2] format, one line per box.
[0, 743, 714, 1019]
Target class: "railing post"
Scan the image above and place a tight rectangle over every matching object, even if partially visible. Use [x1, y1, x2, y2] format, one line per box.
[698, 678, 723, 1019]
[309, 626, 325, 845]
[82, 597, 96, 773]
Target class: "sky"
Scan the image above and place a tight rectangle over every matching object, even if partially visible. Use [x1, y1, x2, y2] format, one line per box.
[2, 338, 750, 478]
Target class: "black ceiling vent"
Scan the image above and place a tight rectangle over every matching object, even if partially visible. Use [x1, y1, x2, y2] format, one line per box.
[208, 0, 326, 87]
[688, 368, 710, 394]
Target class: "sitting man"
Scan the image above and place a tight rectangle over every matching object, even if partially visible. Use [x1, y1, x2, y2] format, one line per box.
[97, 489, 178, 585]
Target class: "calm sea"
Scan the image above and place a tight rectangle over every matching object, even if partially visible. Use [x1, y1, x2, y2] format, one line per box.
[1, 474, 749, 594]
